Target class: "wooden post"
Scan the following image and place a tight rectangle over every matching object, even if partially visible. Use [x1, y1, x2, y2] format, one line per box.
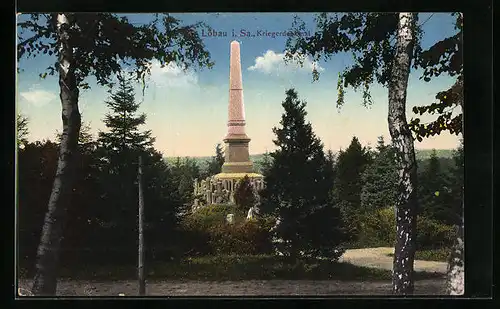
[137, 155, 145, 296]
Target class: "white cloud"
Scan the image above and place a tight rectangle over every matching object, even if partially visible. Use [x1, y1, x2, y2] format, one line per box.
[248, 50, 324, 75]
[19, 87, 58, 107]
[147, 61, 199, 89]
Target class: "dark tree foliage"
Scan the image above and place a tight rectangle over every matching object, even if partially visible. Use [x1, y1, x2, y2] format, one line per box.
[285, 13, 423, 107]
[333, 137, 372, 209]
[95, 74, 181, 264]
[285, 12, 424, 295]
[171, 157, 201, 208]
[417, 149, 460, 226]
[449, 140, 464, 225]
[409, 13, 463, 140]
[360, 136, 398, 210]
[98, 73, 155, 155]
[18, 140, 59, 269]
[17, 114, 29, 147]
[205, 143, 225, 177]
[17, 12, 213, 295]
[260, 89, 345, 261]
[234, 175, 257, 211]
[333, 136, 373, 240]
[259, 151, 273, 175]
[17, 13, 213, 89]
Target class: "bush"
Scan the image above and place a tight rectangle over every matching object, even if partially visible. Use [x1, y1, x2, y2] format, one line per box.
[354, 207, 456, 249]
[179, 204, 274, 256]
[234, 176, 257, 211]
[208, 220, 273, 255]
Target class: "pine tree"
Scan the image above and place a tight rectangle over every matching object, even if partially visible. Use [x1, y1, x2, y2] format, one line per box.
[449, 140, 463, 225]
[360, 136, 398, 210]
[95, 73, 180, 264]
[18, 12, 213, 295]
[285, 12, 421, 294]
[417, 149, 458, 225]
[333, 136, 372, 226]
[259, 89, 345, 261]
[205, 143, 225, 176]
[259, 150, 273, 175]
[99, 73, 155, 156]
[171, 157, 201, 207]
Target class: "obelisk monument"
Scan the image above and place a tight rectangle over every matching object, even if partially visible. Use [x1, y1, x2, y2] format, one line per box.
[220, 40, 254, 174]
[193, 41, 263, 208]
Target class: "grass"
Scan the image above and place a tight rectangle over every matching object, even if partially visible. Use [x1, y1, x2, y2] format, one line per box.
[19, 254, 444, 282]
[386, 248, 450, 262]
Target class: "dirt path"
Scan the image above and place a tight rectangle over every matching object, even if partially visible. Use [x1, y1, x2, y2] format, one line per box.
[17, 278, 446, 296]
[17, 247, 448, 296]
[339, 247, 448, 274]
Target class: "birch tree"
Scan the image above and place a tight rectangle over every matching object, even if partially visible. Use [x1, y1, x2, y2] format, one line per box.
[387, 13, 419, 294]
[409, 13, 463, 295]
[17, 13, 213, 295]
[284, 12, 421, 294]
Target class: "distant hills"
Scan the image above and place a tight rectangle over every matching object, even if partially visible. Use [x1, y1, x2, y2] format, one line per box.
[165, 149, 455, 174]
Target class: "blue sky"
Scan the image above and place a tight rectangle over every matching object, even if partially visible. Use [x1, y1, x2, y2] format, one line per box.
[16, 13, 461, 157]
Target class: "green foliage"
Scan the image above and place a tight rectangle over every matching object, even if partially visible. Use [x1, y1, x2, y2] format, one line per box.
[180, 204, 273, 256]
[256, 151, 273, 175]
[387, 248, 451, 262]
[203, 143, 225, 177]
[417, 149, 459, 225]
[260, 88, 345, 260]
[16, 114, 29, 147]
[98, 73, 155, 153]
[415, 248, 451, 262]
[18, 140, 60, 266]
[17, 13, 213, 89]
[170, 157, 201, 207]
[353, 207, 456, 249]
[355, 207, 397, 248]
[234, 176, 257, 211]
[409, 13, 463, 140]
[360, 136, 398, 210]
[333, 136, 373, 240]
[183, 204, 243, 229]
[285, 13, 424, 107]
[207, 220, 273, 255]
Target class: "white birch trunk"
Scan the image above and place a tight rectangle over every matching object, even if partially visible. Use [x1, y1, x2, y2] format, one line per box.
[31, 13, 82, 296]
[387, 12, 419, 295]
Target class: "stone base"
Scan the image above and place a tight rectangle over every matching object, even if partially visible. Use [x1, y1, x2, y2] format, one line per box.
[213, 172, 264, 180]
[221, 161, 254, 173]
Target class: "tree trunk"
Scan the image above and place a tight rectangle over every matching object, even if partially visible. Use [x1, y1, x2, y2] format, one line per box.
[447, 70, 464, 295]
[138, 155, 146, 296]
[446, 217, 464, 295]
[31, 13, 81, 296]
[387, 12, 418, 295]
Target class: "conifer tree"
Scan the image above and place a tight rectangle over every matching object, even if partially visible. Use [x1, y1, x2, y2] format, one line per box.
[417, 149, 456, 224]
[96, 73, 180, 263]
[205, 143, 225, 176]
[333, 137, 373, 212]
[260, 89, 345, 261]
[17, 13, 213, 295]
[259, 151, 273, 175]
[360, 136, 399, 210]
